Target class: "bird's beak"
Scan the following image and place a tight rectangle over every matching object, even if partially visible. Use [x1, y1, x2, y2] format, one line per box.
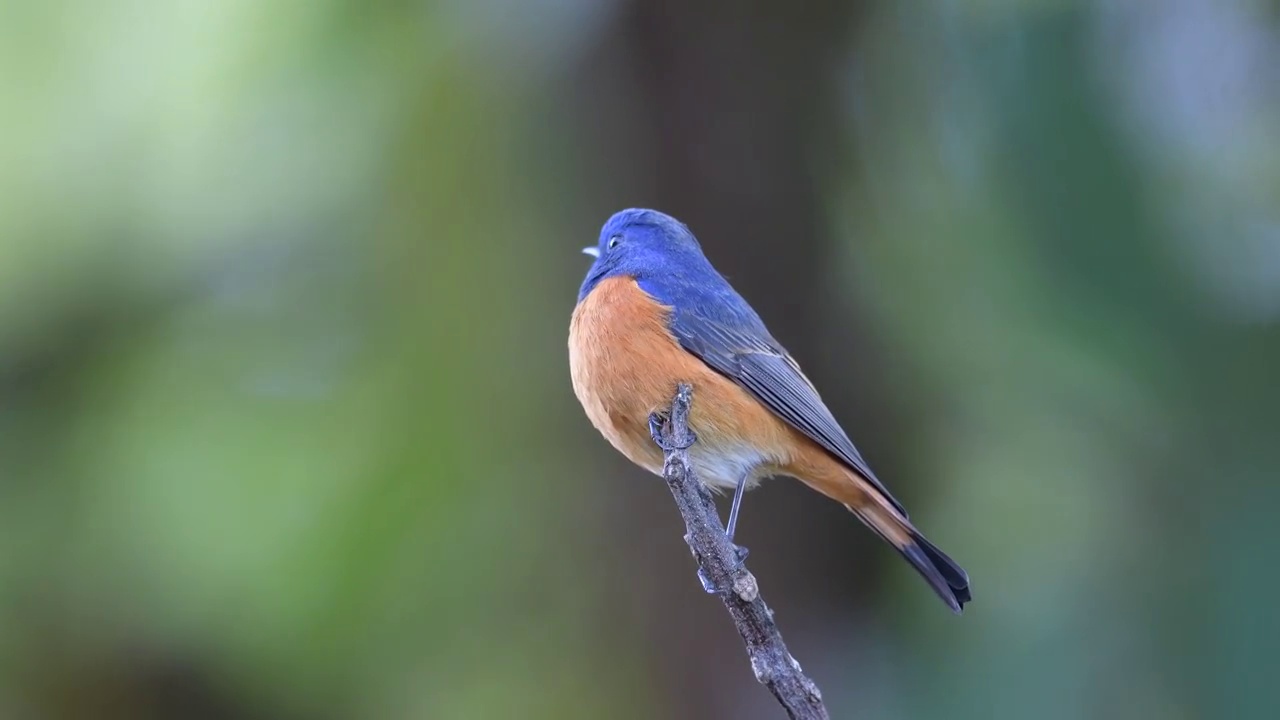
[582, 246, 600, 258]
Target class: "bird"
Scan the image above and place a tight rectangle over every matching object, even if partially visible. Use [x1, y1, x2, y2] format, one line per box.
[568, 208, 971, 614]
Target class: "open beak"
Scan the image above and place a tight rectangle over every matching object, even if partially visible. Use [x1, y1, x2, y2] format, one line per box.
[582, 246, 600, 258]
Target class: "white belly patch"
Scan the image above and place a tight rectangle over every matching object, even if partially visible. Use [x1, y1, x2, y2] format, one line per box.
[684, 441, 771, 492]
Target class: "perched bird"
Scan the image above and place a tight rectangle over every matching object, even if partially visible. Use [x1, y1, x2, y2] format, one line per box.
[568, 208, 971, 613]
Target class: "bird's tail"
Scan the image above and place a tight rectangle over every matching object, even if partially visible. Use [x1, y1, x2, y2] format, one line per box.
[789, 455, 971, 613]
[847, 501, 972, 614]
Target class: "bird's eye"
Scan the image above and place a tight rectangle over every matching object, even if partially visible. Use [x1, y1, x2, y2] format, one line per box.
[608, 235, 622, 250]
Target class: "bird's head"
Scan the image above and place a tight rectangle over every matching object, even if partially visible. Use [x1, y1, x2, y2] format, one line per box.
[578, 208, 704, 302]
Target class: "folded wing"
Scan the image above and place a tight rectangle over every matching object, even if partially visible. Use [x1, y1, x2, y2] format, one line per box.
[665, 305, 909, 518]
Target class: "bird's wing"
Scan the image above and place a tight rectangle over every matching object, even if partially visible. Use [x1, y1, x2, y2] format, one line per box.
[666, 304, 909, 517]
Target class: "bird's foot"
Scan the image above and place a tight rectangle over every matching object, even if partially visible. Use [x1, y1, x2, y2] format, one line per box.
[695, 543, 750, 594]
[648, 411, 697, 451]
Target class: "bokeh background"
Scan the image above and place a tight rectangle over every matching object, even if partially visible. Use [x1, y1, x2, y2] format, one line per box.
[3, 1, 1279, 718]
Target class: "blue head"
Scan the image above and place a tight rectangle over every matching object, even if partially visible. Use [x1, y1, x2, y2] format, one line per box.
[577, 208, 713, 303]
[577, 208, 775, 346]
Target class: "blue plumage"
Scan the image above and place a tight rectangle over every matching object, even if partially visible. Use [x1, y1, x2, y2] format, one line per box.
[580, 209, 772, 334]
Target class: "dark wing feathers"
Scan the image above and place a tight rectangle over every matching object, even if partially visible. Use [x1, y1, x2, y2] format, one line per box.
[667, 308, 908, 517]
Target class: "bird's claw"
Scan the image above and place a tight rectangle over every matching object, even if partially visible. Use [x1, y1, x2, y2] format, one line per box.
[648, 412, 697, 451]
[697, 567, 722, 594]
[647, 412, 663, 444]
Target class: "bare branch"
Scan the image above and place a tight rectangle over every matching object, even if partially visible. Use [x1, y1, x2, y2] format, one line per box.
[651, 384, 830, 720]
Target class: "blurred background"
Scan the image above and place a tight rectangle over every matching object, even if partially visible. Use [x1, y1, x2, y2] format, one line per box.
[2, 0, 1279, 718]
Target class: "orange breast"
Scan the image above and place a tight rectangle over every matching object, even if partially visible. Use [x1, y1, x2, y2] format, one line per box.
[568, 277, 801, 489]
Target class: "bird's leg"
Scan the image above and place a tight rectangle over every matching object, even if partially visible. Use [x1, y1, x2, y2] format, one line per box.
[725, 473, 750, 567]
[725, 474, 748, 542]
[647, 411, 697, 451]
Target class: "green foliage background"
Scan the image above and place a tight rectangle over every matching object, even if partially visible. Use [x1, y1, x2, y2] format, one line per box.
[2, 1, 1278, 718]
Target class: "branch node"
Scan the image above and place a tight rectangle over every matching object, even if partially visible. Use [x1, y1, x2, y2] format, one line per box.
[732, 572, 759, 602]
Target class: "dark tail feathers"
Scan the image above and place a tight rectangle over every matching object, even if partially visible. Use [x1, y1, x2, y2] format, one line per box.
[846, 503, 972, 614]
[849, 499, 967, 609]
[901, 532, 971, 614]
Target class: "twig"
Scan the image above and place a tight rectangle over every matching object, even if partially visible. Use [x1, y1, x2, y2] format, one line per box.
[651, 384, 830, 720]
